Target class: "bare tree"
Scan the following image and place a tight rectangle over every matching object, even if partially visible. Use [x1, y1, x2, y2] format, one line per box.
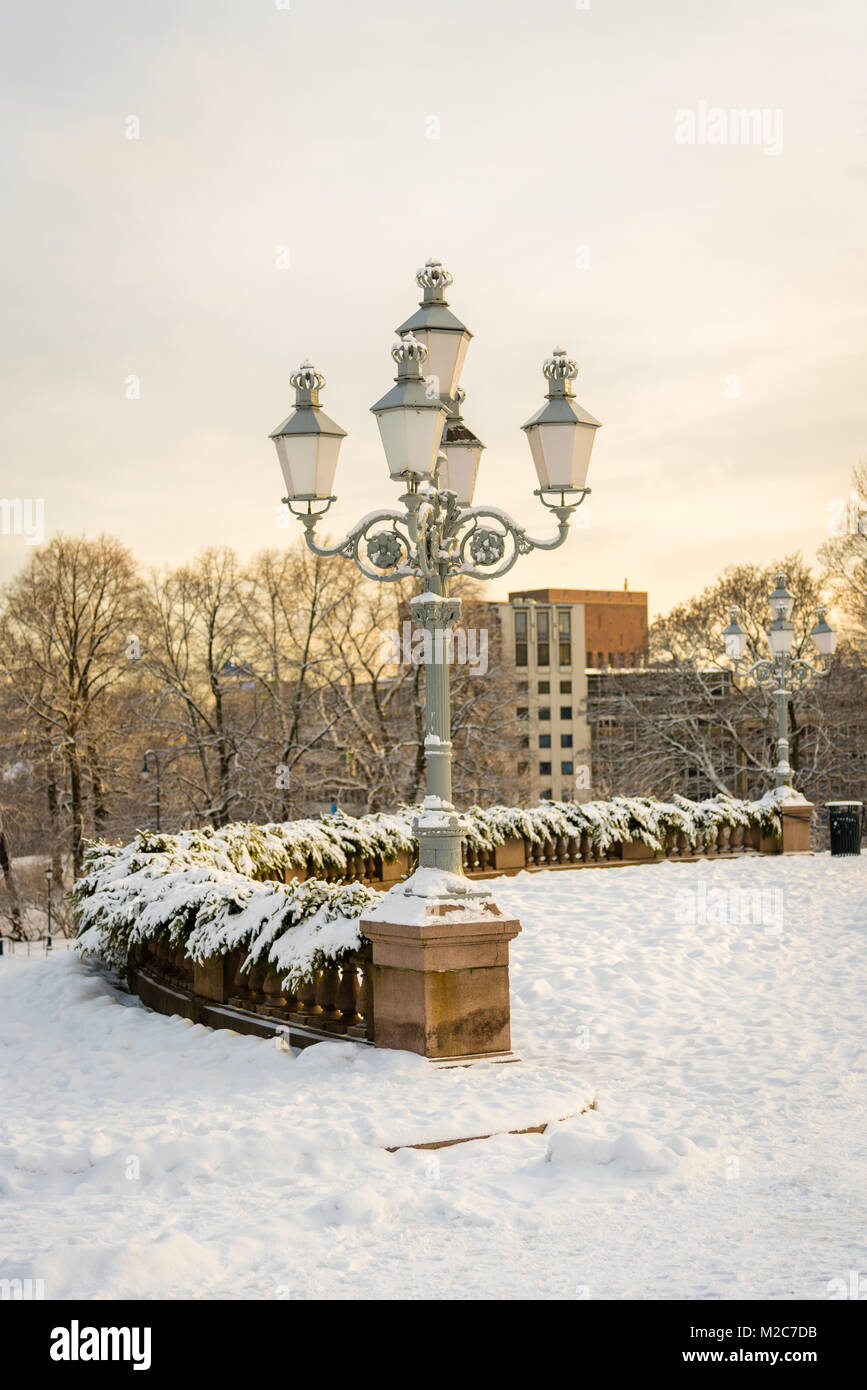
[0, 534, 143, 877]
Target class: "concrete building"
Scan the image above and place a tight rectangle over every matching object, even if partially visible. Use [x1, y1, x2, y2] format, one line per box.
[493, 585, 648, 803]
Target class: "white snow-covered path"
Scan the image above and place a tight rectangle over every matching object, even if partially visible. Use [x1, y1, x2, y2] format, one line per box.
[1, 853, 864, 1300]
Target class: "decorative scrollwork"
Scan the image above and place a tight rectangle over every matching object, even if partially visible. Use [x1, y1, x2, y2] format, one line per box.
[367, 530, 404, 570]
[467, 528, 506, 566]
[298, 487, 583, 587]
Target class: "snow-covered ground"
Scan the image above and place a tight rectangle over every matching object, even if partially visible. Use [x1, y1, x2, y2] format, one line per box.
[1, 853, 864, 1300]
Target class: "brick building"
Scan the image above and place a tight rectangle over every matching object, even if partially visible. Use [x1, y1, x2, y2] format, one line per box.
[493, 584, 649, 803]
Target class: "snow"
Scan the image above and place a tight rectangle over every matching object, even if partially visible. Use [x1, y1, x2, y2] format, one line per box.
[3, 852, 865, 1300]
[364, 867, 495, 924]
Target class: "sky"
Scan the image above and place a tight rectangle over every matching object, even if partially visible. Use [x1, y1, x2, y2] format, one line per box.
[0, 0, 865, 617]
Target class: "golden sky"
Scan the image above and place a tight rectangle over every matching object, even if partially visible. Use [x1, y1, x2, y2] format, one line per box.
[1, 0, 865, 616]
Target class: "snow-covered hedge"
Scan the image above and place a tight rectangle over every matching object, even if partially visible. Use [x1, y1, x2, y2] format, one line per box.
[462, 791, 783, 857]
[73, 792, 783, 986]
[73, 835, 383, 988]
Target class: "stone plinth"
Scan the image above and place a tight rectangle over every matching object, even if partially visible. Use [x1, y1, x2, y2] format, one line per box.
[361, 895, 521, 1061]
[781, 801, 813, 854]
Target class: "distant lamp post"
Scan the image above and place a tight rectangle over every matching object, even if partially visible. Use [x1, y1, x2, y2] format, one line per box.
[142, 749, 163, 831]
[723, 573, 836, 788]
[45, 864, 53, 950]
[270, 257, 600, 895]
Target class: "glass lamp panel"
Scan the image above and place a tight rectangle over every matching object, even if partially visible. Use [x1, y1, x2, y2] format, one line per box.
[413, 329, 469, 400]
[440, 443, 481, 506]
[812, 624, 837, 656]
[376, 406, 446, 480]
[767, 622, 794, 656]
[528, 421, 596, 490]
[274, 435, 319, 499]
[724, 631, 747, 661]
[313, 434, 343, 498]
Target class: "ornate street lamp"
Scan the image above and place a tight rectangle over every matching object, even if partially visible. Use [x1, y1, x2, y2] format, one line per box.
[722, 573, 836, 789]
[270, 258, 600, 899]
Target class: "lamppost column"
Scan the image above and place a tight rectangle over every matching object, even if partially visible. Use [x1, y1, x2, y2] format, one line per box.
[411, 590, 464, 876]
[774, 681, 791, 789]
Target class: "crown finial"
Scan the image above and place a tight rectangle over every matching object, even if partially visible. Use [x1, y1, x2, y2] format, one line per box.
[391, 331, 429, 367]
[416, 257, 453, 292]
[542, 347, 579, 383]
[290, 360, 325, 392]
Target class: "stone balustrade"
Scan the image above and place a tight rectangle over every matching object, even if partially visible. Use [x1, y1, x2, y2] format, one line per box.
[127, 939, 373, 1050]
[125, 804, 810, 1053]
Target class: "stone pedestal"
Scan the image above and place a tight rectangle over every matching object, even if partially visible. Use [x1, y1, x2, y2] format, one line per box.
[361, 897, 521, 1061]
[780, 801, 813, 853]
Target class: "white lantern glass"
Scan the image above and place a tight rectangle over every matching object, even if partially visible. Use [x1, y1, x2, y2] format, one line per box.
[724, 631, 747, 661]
[376, 404, 447, 481]
[413, 328, 470, 401]
[274, 432, 342, 501]
[811, 620, 837, 656]
[526, 420, 597, 491]
[767, 617, 795, 656]
[439, 442, 482, 506]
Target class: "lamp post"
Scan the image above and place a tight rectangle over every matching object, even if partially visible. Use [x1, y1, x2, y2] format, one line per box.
[142, 750, 163, 831]
[722, 573, 837, 789]
[45, 864, 53, 951]
[270, 258, 601, 898]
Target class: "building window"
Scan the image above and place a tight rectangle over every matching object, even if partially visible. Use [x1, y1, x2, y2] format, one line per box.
[540, 788, 553, 801]
[516, 679, 528, 693]
[586, 651, 593, 668]
[537, 609, 550, 666]
[539, 761, 552, 775]
[560, 706, 572, 720]
[514, 610, 528, 667]
[539, 733, 551, 748]
[517, 706, 528, 720]
[561, 733, 573, 748]
[560, 680, 572, 693]
[561, 760, 573, 776]
[520, 735, 529, 749]
[558, 609, 572, 665]
[538, 707, 551, 721]
[517, 761, 529, 775]
[538, 680, 550, 694]
[608, 652, 615, 667]
[598, 651, 605, 668]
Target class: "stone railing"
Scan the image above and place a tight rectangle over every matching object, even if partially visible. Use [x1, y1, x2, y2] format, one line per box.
[277, 807, 809, 889]
[125, 804, 810, 1052]
[128, 938, 373, 1050]
[461, 819, 782, 876]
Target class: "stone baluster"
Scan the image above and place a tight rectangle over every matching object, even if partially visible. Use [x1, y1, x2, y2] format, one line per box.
[347, 956, 373, 1040]
[316, 965, 344, 1027]
[292, 974, 323, 1023]
[261, 966, 287, 1015]
[730, 823, 745, 853]
[336, 959, 362, 1030]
